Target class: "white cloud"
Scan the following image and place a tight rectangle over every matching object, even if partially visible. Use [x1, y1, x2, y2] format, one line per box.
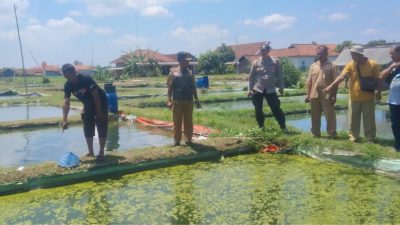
[328, 12, 349, 21]
[95, 27, 114, 36]
[113, 34, 148, 49]
[68, 10, 82, 17]
[45, 17, 89, 35]
[363, 28, 379, 35]
[243, 13, 297, 31]
[83, 0, 178, 17]
[0, 0, 30, 27]
[141, 6, 172, 17]
[169, 24, 229, 53]
[27, 17, 40, 25]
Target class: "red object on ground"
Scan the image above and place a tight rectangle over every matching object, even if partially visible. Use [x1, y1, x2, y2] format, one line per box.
[260, 144, 281, 153]
[135, 117, 173, 127]
[135, 117, 216, 136]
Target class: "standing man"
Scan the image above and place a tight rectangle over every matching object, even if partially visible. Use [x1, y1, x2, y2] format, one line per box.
[379, 45, 400, 151]
[305, 46, 339, 138]
[248, 43, 287, 131]
[324, 45, 381, 142]
[61, 63, 108, 160]
[167, 51, 201, 146]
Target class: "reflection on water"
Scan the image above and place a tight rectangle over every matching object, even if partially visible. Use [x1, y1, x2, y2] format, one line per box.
[0, 122, 172, 168]
[287, 108, 393, 138]
[0, 154, 399, 224]
[0, 105, 79, 122]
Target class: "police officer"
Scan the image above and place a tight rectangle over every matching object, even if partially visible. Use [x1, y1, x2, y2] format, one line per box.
[248, 43, 287, 131]
[167, 51, 201, 146]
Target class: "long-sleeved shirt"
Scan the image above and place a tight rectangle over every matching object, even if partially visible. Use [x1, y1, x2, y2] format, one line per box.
[249, 56, 284, 94]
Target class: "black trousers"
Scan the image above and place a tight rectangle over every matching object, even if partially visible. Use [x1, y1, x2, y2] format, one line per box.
[251, 90, 286, 129]
[389, 104, 400, 150]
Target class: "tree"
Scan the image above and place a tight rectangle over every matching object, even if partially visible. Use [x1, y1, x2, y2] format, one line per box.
[280, 58, 302, 88]
[123, 51, 161, 77]
[335, 40, 354, 53]
[73, 60, 83, 65]
[366, 39, 388, 46]
[198, 43, 235, 74]
[198, 51, 224, 74]
[215, 43, 235, 63]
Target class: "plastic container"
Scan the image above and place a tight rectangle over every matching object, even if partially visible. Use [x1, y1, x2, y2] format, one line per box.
[196, 78, 204, 88]
[104, 83, 118, 113]
[106, 93, 118, 113]
[202, 76, 209, 88]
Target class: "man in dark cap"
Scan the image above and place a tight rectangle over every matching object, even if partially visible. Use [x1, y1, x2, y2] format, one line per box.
[248, 43, 287, 131]
[61, 63, 108, 160]
[167, 51, 201, 146]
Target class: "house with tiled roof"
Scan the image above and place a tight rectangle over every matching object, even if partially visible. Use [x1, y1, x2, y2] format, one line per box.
[228, 42, 338, 73]
[110, 49, 197, 77]
[271, 44, 338, 70]
[228, 41, 265, 73]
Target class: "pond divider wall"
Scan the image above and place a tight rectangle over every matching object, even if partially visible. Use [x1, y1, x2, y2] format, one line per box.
[0, 148, 254, 196]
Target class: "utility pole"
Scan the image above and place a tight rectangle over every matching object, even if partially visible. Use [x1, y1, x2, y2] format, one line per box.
[91, 42, 94, 71]
[14, 4, 28, 96]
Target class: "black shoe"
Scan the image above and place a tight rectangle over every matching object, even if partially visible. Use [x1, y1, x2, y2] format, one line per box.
[185, 141, 193, 146]
[174, 142, 180, 146]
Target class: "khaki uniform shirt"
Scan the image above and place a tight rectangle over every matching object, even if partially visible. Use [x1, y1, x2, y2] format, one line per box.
[307, 60, 338, 99]
[249, 57, 284, 94]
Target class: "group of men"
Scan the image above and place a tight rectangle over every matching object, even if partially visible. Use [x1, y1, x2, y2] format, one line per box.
[60, 43, 399, 160]
[250, 43, 382, 143]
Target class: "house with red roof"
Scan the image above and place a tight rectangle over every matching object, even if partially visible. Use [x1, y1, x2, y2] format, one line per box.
[228, 42, 338, 73]
[110, 49, 197, 77]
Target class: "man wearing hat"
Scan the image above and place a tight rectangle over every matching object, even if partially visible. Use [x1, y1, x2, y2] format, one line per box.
[324, 45, 381, 141]
[61, 63, 109, 160]
[248, 43, 287, 131]
[167, 51, 201, 146]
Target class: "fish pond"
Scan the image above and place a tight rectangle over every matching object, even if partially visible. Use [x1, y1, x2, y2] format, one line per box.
[287, 107, 393, 138]
[0, 154, 399, 224]
[0, 122, 172, 168]
[0, 105, 79, 122]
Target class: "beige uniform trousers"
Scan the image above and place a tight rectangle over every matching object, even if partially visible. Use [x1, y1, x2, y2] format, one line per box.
[310, 97, 337, 137]
[348, 100, 376, 141]
[173, 100, 194, 143]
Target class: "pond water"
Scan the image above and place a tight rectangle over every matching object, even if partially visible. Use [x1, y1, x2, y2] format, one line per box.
[287, 108, 393, 138]
[0, 95, 23, 101]
[0, 105, 79, 122]
[0, 154, 399, 224]
[0, 122, 172, 168]
[201, 94, 347, 111]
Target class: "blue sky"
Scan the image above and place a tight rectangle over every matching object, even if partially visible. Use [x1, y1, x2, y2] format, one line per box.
[0, 0, 399, 68]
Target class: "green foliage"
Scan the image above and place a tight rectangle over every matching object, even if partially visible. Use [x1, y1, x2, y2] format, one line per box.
[198, 43, 236, 75]
[215, 43, 236, 62]
[280, 57, 301, 88]
[41, 77, 50, 84]
[124, 51, 161, 77]
[335, 40, 354, 53]
[93, 66, 113, 81]
[225, 64, 236, 74]
[366, 39, 388, 46]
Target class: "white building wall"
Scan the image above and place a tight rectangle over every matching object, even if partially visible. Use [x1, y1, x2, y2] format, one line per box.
[287, 56, 338, 70]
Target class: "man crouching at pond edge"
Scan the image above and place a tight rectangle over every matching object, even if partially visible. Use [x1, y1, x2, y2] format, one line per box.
[61, 63, 108, 161]
[167, 51, 201, 146]
[248, 43, 287, 131]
